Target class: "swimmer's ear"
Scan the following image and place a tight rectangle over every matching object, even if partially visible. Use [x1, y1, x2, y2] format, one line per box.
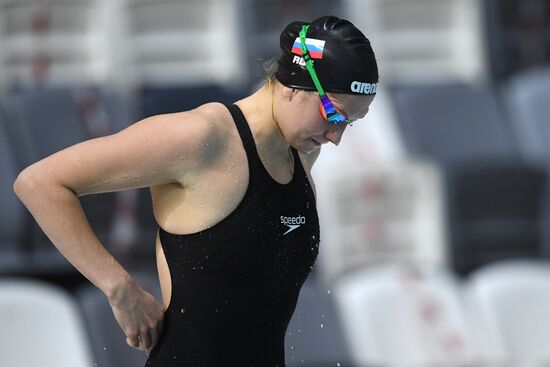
[282, 85, 303, 102]
[280, 85, 298, 101]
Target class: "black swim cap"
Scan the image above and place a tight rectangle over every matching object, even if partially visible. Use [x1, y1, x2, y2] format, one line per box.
[275, 16, 379, 96]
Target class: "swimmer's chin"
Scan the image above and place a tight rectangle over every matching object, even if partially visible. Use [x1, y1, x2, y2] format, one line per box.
[296, 144, 321, 155]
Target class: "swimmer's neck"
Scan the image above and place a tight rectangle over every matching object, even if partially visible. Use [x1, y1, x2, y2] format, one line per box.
[234, 84, 291, 157]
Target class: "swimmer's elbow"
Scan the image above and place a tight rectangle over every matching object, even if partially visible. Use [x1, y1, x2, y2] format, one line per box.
[13, 166, 71, 200]
[13, 168, 41, 198]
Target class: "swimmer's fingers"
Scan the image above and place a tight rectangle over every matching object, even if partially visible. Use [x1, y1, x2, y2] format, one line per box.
[108, 280, 164, 352]
[157, 318, 164, 338]
[126, 332, 141, 349]
[145, 322, 161, 353]
[138, 327, 152, 352]
[139, 315, 164, 353]
[123, 321, 163, 353]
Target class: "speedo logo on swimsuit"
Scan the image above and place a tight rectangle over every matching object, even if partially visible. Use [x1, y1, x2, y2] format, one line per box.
[351, 81, 377, 95]
[280, 215, 306, 235]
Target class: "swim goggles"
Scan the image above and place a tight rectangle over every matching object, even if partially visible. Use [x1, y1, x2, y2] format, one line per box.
[299, 24, 353, 125]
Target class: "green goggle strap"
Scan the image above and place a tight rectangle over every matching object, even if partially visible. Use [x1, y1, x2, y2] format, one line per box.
[299, 25, 326, 98]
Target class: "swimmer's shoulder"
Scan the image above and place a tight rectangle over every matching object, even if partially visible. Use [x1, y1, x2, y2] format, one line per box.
[151, 102, 227, 140]
[151, 102, 233, 159]
[190, 102, 235, 134]
[124, 103, 233, 189]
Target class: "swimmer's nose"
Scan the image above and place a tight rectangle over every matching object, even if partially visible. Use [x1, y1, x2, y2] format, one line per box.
[324, 124, 346, 146]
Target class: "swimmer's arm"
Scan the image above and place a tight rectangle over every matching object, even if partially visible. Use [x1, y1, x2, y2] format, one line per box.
[12, 111, 217, 299]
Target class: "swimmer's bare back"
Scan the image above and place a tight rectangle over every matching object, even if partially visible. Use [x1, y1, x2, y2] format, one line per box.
[12, 101, 280, 353]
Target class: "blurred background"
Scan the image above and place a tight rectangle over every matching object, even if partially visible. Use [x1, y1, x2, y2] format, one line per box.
[1, 0, 550, 366]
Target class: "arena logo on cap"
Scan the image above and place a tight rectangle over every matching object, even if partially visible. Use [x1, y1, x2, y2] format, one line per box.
[291, 37, 325, 59]
[351, 81, 377, 95]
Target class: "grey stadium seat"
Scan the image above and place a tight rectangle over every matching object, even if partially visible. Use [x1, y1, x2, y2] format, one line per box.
[391, 83, 518, 166]
[446, 160, 546, 276]
[4, 88, 118, 275]
[502, 67, 550, 164]
[0, 111, 27, 272]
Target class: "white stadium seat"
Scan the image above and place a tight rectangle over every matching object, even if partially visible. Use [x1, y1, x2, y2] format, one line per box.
[333, 263, 480, 367]
[0, 279, 94, 367]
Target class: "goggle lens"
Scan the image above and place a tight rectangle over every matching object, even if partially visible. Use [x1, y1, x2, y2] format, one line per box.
[320, 96, 351, 125]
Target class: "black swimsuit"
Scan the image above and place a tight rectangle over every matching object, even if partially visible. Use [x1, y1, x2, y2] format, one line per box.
[145, 104, 320, 366]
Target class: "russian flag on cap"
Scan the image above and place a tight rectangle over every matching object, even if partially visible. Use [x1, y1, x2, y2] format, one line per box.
[291, 37, 326, 59]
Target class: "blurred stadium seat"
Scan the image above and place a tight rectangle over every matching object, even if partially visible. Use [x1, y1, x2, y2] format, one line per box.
[0, 278, 94, 367]
[316, 159, 448, 284]
[138, 84, 248, 118]
[501, 67, 550, 257]
[465, 260, 550, 367]
[0, 111, 27, 272]
[333, 263, 480, 367]
[502, 67, 550, 164]
[483, 0, 550, 82]
[390, 83, 518, 166]
[446, 161, 546, 276]
[346, 0, 486, 84]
